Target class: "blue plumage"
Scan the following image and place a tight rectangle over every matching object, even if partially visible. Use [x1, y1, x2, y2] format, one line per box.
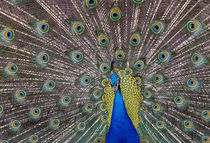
[106, 90, 140, 143]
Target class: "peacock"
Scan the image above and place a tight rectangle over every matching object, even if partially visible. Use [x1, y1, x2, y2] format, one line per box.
[0, 0, 209, 142]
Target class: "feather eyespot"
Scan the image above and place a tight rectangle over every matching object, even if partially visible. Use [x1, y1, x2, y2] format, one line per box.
[93, 89, 102, 99]
[115, 49, 125, 61]
[10, 120, 21, 130]
[32, 108, 41, 115]
[52, 119, 60, 126]
[187, 78, 199, 90]
[135, 77, 142, 85]
[144, 89, 152, 99]
[129, 32, 142, 46]
[59, 96, 71, 107]
[49, 119, 60, 130]
[152, 104, 160, 111]
[8, 64, 18, 73]
[132, 0, 145, 4]
[153, 74, 164, 84]
[14, 90, 26, 102]
[77, 122, 86, 131]
[184, 120, 192, 129]
[39, 23, 49, 33]
[29, 107, 41, 120]
[109, 7, 122, 22]
[40, 53, 49, 63]
[0, 105, 3, 114]
[125, 68, 133, 75]
[98, 33, 109, 47]
[134, 60, 145, 71]
[174, 96, 183, 104]
[202, 110, 209, 120]
[94, 137, 104, 143]
[70, 50, 84, 63]
[1, 28, 15, 42]
[100, 79, 110, 87]
[84, 103, 94, 113]
[85, 0, 98, 9]
[6, 63, 18, 74]
[80, 75, 92, 87]
[202, 136, 209, 143]
[141, 141, 149, 143]
[43, 80, 56, 91]
[158, 50, 171, 63]
[99, 63, 110, 73]
[36, 52, 50, 66]
[140, 136, 147, 141]
[29, 135, 38, 142]
[71, 21, 85, 35]
[63, 96, 71, 104]
[46, 80, 55, 89]
[187, 20, 201, 33]
[99, 103, 106, 112]
[0, 140, 9, 143]
[101, 115, 108, 122]
[33, 108, 40, 115]
[36, 21, 49, 34]
[191, 52, 205, 66]
[151, 21, 165, 34]
[156, 121, 165, 129]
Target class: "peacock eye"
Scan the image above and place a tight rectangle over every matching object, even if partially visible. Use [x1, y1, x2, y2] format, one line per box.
[187, 20, 201, 33]
[153, 74, 164, 84]
[109, 7, 122, 21]
[202, 136, 209, 142]
[201, 110, 209, 119]
[50, 119, 60, 128]
[77, 122, 86, 131]
[130, 32, 142, 46]
[158, 50, 171, 63]
[134, 60, 144, 71]
[40, 53, 49, 63]
[70, 50, 84, 63]
[144, 89, 152, 99]
[37, 21, 50, 34]
[93, 89, 102, 99]
[151, 21, 165, 34]
[80, 75, 92, 87]
[101, 39, 106, 44]
[11, 120, 21, 128]
[30, 135, 39, 142]
[2, 28, 15, 42]
[84, 103, 94, 113]
[191, 52, 205, 66]
[98, 33, 109, 47]
[156, 121, 165, 129]
[101, 115, 108, 122]
[72, 22, 85, 35]
[152, 103, 160, 111]
[15, 90, 27, 102]
[132, 0, 145, 4]
[184, 120, 192, 129]
[0, 105, 3, 113]
[174, 96, 184, 105]
[7, 63, 18, 73]
[187, 78, 199, 90]
[115, 50, 125, 61]
[85, 0, 98, 9]
[99, 63, 110, 73]
[47, 81, 55, 88]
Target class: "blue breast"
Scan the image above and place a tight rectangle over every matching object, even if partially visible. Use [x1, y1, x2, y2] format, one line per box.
[106, 90, 140, 143]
